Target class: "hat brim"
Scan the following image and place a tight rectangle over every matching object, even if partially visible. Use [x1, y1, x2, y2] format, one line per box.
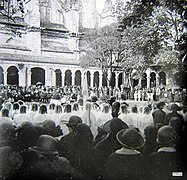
[29, 146, 58, 155]
[116, 129, 144, 149]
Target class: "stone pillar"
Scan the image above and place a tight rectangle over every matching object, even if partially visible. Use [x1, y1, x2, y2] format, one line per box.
[45, 68, 50, 86]
[81, 72, 84, 87]
[156, 73, 160, 88]
[3, 71, 7, 85]
[62, 71, 65, 87]
[19, 69, 26, 87]
[27, 67, 32, 86]
[72, 73, 75, 86]
[146, 72, 151, 89]
[99, 72, 102, 88]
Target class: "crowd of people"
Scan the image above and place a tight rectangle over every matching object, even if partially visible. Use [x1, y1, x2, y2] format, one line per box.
[0, 84, 187, 180]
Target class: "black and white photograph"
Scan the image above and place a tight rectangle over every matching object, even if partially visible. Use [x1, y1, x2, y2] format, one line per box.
[0, 0, 187, 179]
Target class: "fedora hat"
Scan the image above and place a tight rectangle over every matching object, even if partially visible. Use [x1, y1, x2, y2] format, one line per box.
[29, 135, 58, 155]
[170, 104, 182, 112]
[156, 101, 165, 109]
[116, 128, 144, 149]
[103, 118, 128, 134]
[61, 116, 82, 126]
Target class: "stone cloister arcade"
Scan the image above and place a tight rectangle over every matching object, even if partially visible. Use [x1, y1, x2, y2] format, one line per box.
[0, 64, 167, 89]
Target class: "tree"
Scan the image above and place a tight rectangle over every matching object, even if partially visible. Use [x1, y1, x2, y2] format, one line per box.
[80, 23, 122, 86]
[0, 0, 30, 21]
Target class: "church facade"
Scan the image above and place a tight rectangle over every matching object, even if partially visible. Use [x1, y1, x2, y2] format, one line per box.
[0, 0, 170, 89]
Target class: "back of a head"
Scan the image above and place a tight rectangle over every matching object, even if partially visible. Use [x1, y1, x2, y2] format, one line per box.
[77, 98, 83, 106]
[74, 123, 93, 145]
[131, 105, 138, 113]
[143, 106, 150, 114]
[72, 103, 79, 111]
[43, 120, 56, 131]
[55, 105, 62, 114]
[157, 125, 177, 147]
[121, 104, 128, 114]
[20, 105, 27, 114]
[85, 102, 92, 111]
[49, 103, 55, 110]
[13, 102, 20, 111]
[144, 125, 158, 140]
[4, 102, 12, 110]
[64, 104, 71, 113]
[39, 104, 47, 114]
[1, 108, 9, 117]
[67, 116, 82, 130]
[31, 103, 38, 112]
[102, 104, 110, 113]
[169, 117, 184, 133]
[0, 123, 15, 143]
[110, 118, 129, 135]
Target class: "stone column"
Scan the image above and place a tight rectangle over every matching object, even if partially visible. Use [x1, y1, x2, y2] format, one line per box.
[99, 72, 102, 87]
[115, 72, 119, 88]
[62, 71, 65, 87]
[3, 71, 7, 85]
[72, 73, 75, 86]
[146, 72, 151, 89]
[27, 67, 32, 86]
[45, 68, 50, 86]
[156, 73, 160, 88]
[19, 69, 26, 87]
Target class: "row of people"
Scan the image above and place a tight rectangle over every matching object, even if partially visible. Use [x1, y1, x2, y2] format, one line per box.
[0, 114, 187, 180]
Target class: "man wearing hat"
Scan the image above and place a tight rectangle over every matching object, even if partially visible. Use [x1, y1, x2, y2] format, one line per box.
[149, 125, 186, 180]
[152, 101, 166, 126]
[95, 118, 128, 167]
[105, 128, 148, 180]
[58, 116, 82, 158]
[165, 103, 184, 125]
[25, 135, 74, 180]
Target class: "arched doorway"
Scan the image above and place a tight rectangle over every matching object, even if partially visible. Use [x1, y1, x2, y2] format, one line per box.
[65, 70, 72, 86]
[7, 66, 19, 85]
[93, 71, 99, 88]
[141, 73, 147, 88]
[118, 73, 123, 88]
[55, 69, 62, 87]
[150, 72, 156, 88]
[102, 72, 107, 87]
[159, 71, 166, 86]
[110, 72, 115, 88]
[31, 67, 45, 85]
[0, 67, 4, 84]
[75, 70, 81, 86]
[87, 71, 91, 87]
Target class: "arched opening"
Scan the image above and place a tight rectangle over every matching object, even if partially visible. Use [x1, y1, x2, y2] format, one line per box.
[150, 72, 156, 88]
[93, 71, 99, 88]
[0, 67, 4, 84]
[174, 71, 187, 88]
[141, 73, 147, 88]
[110, 72, 115, 88]
[75, 70, 81, 86]
[118, 73, 123, 88]
[87, 71, 91, 87]
[65, 70, 72, 86]
[7, 66, 19, 85]
[55, 69, 62, 87]
[132, 79, 138, 88]
[102, 72, 107, 87]
[159, 71, 166, 86]
[31, 67, 45, 85]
